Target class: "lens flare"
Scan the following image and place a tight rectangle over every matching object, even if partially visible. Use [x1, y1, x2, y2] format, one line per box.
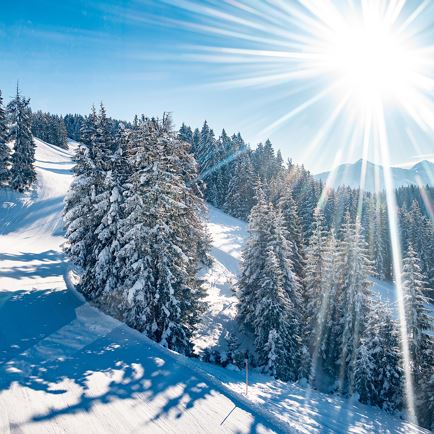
[148, 0, 434, 423]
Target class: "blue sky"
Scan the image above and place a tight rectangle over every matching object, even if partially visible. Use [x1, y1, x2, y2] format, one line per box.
[1, 0, 434, 172]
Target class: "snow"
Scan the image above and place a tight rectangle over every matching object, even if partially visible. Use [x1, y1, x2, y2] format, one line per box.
[371, 278, 434, 331]
[0, 139, 428, 433]
[194, 206, 247, 354]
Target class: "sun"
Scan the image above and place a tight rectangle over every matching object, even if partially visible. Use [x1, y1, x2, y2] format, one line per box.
[322, 13, 417, 111]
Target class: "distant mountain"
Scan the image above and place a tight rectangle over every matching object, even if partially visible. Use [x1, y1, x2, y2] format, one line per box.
[315, 159, 434, 192]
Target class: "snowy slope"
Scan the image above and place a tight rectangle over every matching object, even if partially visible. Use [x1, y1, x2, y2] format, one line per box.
[315, 158, 434, 191]
[0, 139, 428, 433]
[194, 206, 247, 354]
[0, 139, 276, 434]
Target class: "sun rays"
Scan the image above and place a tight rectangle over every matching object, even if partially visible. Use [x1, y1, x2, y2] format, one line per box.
[155, 0, 434, 424]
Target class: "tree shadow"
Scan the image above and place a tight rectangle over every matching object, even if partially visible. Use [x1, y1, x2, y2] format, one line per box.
[0, 250, 65, 280]
[0, 196, 64, 235]
[36, 160, 72, 166]
[0, 286, 278, 433]
[40, 167, 71, 176]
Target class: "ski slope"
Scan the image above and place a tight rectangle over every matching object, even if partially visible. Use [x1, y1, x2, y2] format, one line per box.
[0, 139, 427, 433]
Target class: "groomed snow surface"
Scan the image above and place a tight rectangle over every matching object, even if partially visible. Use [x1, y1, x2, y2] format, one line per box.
[0, 139, 428, 433]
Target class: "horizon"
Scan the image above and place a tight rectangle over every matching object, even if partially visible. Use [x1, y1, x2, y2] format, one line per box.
[2, 0, 434, 173]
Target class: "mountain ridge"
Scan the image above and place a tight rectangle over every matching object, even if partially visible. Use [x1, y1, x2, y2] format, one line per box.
[315, 158, 434, 191]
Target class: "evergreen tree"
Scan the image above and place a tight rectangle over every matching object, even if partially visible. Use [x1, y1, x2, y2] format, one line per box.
[255, 246, 298, 380]
[64, 113, 85, 141]
[401, 244, 434, 429]
[278, 189, 305, 277]
[7, 88, 36, 192]
[63, 107, 99, 272]
[117, 115, 208, 355]
[0, 90, 10, 186]
[178, 123, 193, 144]
[304, 208, 328, 349]
[354, 296, 402, 411]
[237, 185, 272, 328]
[224, 151, 256, 220]
[79, 105, 122, 301]
[336, 212, 373, 394]
[238, 191, 302, 380]
[31, 111, 68, 149]
[402, 244, 433, 363]
[310, 230, 342, 387]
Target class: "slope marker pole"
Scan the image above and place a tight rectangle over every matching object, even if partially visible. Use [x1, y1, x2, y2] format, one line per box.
[245, 351, 249, 397]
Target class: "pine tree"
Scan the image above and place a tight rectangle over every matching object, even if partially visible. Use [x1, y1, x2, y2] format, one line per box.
[401, 244, 434, 429]
[402, 244, 433, 362]
[310, 230, 342, 387]
[178, 123, 193, 144]
[118, 115, 208, 355]
[31, 111, 68, 149]
[354, 296, 402, 411]
[224, 151, 256, 220]
[0, 90, 10, 186]
[7, 88, 36, 192]
[255, 246, 297, 380]
[336, 212, 373, 394]
[278, 189, 305, 277]
[63, 106, 99, 273]
[79, 105, 123, 301]
[304, 208, 328, 349]
[238, 192, 302, 380]
[237, 185, 272, 328]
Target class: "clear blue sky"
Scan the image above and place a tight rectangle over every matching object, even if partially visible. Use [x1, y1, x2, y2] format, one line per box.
[1, 0, 434, 172]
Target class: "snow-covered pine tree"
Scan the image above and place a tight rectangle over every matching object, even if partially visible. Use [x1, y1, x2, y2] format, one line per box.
[191, 128, 200, 156]
[237, 183, 272, 328]
[310, 229, 342, 388]
[354, 296, 402, 411]
[336, 211, 373, 395]
[238, 188, 302, 380]
[402, 244, 432, 363]
[255, 246, 297, 380]
[80, 106, 126, 303]
[7, 88, 36, 192]
[0, 90, 10, 186]
[367, 198, 389, 280]
[223, 151, 256, 220]
[118, 115, 208, 355]
[270, 208, 304, 379]
[304, 209, 328, 346]
[401, 244, 434, 429]
[178, 123, 193, 144]
[63, 106, 99, 272]
[278, 188, 305, 278]
[214, 128, 232, 208]
[196, 121, 214, 175]
[79, 107, 98, 148]
[404, 201, 434, 287]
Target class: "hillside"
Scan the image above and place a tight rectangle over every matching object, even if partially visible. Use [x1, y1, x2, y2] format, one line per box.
[0, 139, 427, 433]
[315, 159, 434, 191]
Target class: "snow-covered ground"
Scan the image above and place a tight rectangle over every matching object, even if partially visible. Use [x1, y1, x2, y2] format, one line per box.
[193, 206, 246, 354]
[0, 139, 428, 433]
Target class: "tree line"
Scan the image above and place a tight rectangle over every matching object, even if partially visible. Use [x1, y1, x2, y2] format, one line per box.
[179, 120, 433, 429]
[64, 106, 210, 356]
[31, 111, 68, 149]
[180, 120, 434, 291]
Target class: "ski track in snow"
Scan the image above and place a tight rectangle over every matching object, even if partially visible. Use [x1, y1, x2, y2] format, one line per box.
[0, 139, 428, 434]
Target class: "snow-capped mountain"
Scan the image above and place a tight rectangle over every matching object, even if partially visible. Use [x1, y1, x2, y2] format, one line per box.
[315, 159, 434, 191]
